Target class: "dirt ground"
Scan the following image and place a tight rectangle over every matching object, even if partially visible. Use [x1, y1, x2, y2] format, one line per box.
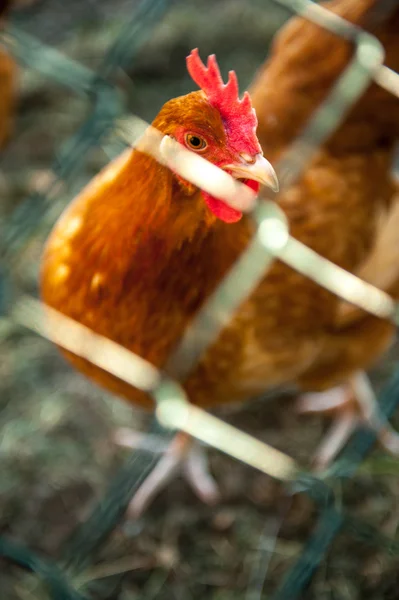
[1, 1, 399, 599]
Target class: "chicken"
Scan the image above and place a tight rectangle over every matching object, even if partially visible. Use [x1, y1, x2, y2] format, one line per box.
[0, 0, 15, 149]
[41, 49, 279, 513]
[250, 0, 399, 464]
[41, 0, 399, 515]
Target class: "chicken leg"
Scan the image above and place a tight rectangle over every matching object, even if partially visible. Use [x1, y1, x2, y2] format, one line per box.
[114, 429, 220, 517]
[297, 371, 399, 469]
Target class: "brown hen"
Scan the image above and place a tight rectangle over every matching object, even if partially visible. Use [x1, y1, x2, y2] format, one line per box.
[0, 0, 15, 149]
[41, 0, 399, 514]
[250, 0, 399, 464]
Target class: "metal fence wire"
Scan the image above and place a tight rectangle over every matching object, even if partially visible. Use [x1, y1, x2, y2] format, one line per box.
[1, 0, 399, 598]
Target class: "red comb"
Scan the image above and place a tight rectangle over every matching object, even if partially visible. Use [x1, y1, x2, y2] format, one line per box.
[186, 48, 257, 129]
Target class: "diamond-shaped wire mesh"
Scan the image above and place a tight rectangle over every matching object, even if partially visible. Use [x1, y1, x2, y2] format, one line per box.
[0, 0, 399, 598]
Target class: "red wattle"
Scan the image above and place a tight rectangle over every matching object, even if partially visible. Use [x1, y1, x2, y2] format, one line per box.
[204, 194, 242, 223]
[202, 179, 260, 223]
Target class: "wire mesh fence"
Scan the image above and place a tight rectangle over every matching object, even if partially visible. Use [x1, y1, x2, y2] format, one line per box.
[0, 0, 399, 598]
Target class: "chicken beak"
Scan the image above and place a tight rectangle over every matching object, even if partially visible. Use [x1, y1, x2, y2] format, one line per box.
[225, 154, 279, 193]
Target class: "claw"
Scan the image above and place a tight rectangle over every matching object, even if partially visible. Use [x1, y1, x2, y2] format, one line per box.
[297, 372, 399, 469]
[114, 429, 220, 518]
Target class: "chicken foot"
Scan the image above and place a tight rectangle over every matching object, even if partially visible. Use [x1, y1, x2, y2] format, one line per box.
[297, 371, 399, 469]
[114, 429, 220, 517]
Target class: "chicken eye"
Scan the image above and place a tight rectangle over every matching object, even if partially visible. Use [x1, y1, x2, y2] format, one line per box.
[185, 133, 207, 151]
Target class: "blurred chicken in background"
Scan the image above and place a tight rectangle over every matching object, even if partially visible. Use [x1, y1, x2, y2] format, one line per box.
[250, 0, 399, 464]
[0, 0, 15, 149]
